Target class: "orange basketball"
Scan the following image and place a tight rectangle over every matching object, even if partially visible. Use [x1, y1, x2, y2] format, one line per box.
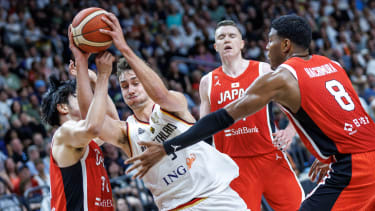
[71, 7, 112, 53]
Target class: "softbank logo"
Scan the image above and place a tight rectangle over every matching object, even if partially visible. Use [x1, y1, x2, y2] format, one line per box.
[224, 126, 259, 136]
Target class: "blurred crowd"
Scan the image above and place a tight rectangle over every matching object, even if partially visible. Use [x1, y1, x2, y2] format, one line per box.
[0, 0, 375, 210]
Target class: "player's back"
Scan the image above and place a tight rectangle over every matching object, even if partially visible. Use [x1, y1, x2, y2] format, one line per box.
[50, 141, 114, 211]
[281, 55, 375, 162]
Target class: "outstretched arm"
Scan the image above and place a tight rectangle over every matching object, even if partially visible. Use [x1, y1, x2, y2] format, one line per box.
[125, 69, 300, 178]
[100, 13, 188, 113]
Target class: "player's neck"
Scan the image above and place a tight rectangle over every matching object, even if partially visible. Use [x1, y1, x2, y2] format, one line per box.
[132, 100, 154, 122]
[287, 50, 310, 60]
[221, 56, 248, 77]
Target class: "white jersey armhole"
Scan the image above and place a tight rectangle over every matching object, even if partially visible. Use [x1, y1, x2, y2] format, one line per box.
[259, 62, 264, 76]
[279, 64, 298, 80]
[207, 72, 212, 105]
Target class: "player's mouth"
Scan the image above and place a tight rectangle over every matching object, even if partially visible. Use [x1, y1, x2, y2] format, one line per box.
[127, 95, 137, 100]
[224, 46, 232, 51]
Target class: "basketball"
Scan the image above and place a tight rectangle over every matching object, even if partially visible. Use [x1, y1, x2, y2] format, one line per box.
[71, 7, 112, 53]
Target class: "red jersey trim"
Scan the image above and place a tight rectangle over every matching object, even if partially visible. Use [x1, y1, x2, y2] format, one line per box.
[133, 115, 150, 125]
[214, 61, 252, 81]
[281, 106, 332, 162]
[126, 121, 133, 158]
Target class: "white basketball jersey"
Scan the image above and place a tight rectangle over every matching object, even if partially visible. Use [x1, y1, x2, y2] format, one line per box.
[126, 104, 239, 210]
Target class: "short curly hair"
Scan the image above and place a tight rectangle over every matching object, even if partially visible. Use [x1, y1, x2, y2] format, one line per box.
[271, 15, 312, 50]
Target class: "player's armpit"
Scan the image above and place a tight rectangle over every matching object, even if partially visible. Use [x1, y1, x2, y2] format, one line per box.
[57, 120, 96, 148]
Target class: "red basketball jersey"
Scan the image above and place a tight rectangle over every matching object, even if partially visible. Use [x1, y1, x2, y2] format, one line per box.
[209, 61, 276, 157]
[50, 141, 114, 211]
[280, 55, 375, 163]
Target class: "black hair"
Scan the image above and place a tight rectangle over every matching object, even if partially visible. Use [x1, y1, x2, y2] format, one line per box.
[271, 15, 312, 50]
[116, 57, 132, 78]
[40, 75, 76, 126]
[215, 20, 242, 35]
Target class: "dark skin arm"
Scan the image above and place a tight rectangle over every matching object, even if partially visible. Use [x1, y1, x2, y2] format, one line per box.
[125, 68, 302, 178]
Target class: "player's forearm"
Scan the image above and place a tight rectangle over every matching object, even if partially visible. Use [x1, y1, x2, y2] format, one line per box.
[76, 62, 93, 119]
[85, 72, 110, 134]
[120, 47, 169, 103]
[163, 109, 234, 154]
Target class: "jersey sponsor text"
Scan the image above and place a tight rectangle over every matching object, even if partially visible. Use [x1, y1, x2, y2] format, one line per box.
[224, 126, 259, 137]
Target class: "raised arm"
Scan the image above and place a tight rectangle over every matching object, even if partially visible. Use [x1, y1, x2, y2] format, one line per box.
[57, 52, 113, 148]
[68, 27, 119, 121]
[67, 29, 130, 156]
[99, 13, 188, 113]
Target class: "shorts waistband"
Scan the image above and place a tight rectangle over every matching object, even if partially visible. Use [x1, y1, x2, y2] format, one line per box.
[169, 197, 207, 211]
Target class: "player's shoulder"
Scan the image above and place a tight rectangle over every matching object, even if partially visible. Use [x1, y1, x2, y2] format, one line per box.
[199, 72, 212, 89]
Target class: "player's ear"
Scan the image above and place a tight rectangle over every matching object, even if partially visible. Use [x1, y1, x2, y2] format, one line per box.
[213, 43, 217, 52]
[240, 40, 245, 50]
[57, 103, 69, 115]
[281, 39, 291, 53]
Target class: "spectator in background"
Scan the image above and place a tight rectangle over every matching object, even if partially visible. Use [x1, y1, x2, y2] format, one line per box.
[25, 145, 48, 177]
[9, 138, 27, 164]
[13, 164, 38, 196]
[0, 59, 21, 91]
[33, 158, 50, 193]
[3, 0, 375, 209]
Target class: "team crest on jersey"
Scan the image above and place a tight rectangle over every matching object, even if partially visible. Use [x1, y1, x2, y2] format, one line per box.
[231, 82, 239, 88]
[150, 127, 155, 134]
[151, 113, 160, 124]
[138, 128, 145, 135]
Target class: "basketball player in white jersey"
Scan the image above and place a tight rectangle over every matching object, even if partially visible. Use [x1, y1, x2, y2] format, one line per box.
[70, 13, 249, 211]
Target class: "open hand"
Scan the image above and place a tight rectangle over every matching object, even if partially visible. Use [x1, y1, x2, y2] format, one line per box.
[272, 129, 293, 152]
[125, 141, 167, 179]
[99, 13, 128, 52]
[95, 52, 115, 75]
[308, 159, 330, 183]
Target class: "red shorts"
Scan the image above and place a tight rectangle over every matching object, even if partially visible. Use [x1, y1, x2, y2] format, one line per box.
[230, 150, 304, 211]
[301, 150, 375, 211]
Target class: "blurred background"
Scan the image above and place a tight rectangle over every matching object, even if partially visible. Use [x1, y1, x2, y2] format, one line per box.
[0, 0, 374, 210]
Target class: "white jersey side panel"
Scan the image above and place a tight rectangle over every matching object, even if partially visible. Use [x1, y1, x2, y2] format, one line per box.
[126, 104, 239, 210]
